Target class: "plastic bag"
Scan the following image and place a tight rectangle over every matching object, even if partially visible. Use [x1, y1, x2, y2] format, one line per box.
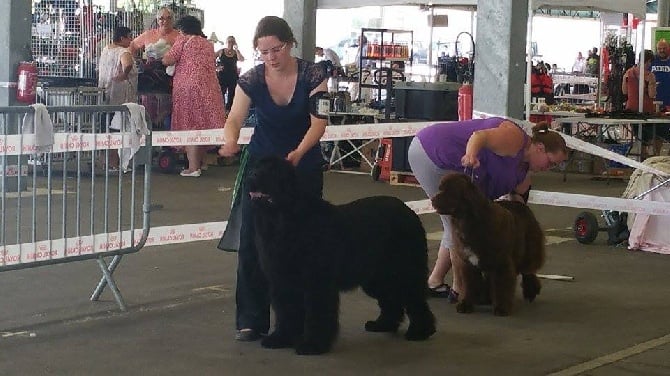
[145, 38, 171, 59]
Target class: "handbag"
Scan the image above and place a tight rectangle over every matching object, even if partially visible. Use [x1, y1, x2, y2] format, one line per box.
[217, 148, 249, 252]
[217, 201, 242, 252]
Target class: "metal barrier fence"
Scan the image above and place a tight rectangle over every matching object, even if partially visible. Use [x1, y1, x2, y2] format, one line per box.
[0, 105, 152, 310]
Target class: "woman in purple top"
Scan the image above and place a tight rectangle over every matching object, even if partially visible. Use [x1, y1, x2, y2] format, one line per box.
[407, 118, 567, 301]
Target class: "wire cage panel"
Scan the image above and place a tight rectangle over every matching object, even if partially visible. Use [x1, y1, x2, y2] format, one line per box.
[31, 1, 204, 80]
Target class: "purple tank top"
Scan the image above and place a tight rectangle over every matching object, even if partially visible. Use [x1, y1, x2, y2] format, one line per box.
[416, 117, 529, 199]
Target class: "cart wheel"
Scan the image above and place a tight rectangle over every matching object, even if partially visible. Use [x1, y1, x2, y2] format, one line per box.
[158, 150, 177, 174]
[371, 164, 381, 181]
[574, 211, 599, 244]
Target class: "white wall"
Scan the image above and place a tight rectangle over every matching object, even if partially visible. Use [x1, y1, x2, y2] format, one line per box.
[187, 2, 656, 73]
[531, 16, 601, 71]
[191, 0, 284, 73]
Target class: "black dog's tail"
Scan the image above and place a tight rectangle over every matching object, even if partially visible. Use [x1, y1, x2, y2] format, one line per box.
[521, 274, 541, 302]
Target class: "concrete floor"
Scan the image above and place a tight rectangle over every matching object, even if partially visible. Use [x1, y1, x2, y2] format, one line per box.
[1, 165, 669, 376]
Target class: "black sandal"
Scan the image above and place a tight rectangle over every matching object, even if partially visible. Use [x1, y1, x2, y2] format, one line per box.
[427, 283, 451, 298]
[235, 329, 262, 342]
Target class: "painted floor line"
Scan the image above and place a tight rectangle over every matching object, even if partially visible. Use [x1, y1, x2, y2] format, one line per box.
[537, 274, 574, 281]
[547, 333, 670, 376]
[1, 331, 32, 338]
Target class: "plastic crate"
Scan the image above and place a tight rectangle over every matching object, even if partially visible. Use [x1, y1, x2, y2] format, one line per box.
[606, 143, 631, 168]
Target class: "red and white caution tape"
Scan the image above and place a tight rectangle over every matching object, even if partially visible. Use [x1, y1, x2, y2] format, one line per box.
[3, 111, 670, 266]
[0, 222, 224, 266]
[2, 133, 138, 155]
[6, 190, 670, 266]
[529, 190, 670, 215]
[1, 121, 436, 155]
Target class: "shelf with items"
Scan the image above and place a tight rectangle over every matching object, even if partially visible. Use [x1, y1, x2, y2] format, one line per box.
[357, 28, 413, 120]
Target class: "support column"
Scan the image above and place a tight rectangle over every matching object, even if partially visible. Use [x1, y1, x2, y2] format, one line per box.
[283, 0, 317, 61]
[472, 0, 529, 119]
[659, 0, 669, 28]
[0, 1, 32, 192]
[0, 1, 32, 106]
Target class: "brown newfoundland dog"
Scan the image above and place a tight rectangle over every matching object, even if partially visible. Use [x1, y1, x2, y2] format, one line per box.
[431, 172, 545, 316]
[246, 156, 435, 355]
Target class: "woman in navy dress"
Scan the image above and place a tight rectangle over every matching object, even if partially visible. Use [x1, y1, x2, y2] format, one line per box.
[219, 16, 328, 341]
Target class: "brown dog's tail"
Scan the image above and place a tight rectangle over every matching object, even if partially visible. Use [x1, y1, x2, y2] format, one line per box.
[521, 274, 541, 302]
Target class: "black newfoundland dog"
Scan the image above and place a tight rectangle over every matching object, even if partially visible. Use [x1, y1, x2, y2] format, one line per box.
[246, 156, 436, 355]
[431, 172, 545, 316]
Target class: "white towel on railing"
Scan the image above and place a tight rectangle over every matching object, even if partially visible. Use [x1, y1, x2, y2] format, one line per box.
[22, 103, 54, 152]
[111, 103, 150, 171]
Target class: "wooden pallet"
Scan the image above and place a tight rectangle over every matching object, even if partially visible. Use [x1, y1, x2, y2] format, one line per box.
[389, 171, 419, 187]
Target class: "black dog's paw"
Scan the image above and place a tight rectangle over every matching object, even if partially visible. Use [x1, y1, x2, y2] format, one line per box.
[365, 319, 400, 333]
[456, 300, 474, 314]
[404, 322, 436, 341]
[295, 340, 332, 355]
[261, 331, 294, 349]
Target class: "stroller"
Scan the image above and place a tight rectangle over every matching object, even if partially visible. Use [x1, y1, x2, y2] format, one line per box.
[573, 156, 670, 248]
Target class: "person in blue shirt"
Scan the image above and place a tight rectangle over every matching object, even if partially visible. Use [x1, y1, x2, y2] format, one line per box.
[649, 39, 670, 149]
[219, 15, 329, 342]
[651, 39, 670, 108]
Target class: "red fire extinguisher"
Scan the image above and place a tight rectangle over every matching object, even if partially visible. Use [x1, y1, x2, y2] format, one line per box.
[458, 83, 473, 121]
[17, 61, 38, 104]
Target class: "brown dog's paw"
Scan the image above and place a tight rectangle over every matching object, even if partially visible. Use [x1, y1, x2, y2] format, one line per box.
[521, 274, 542, 302]
[456, 300, 474, 314]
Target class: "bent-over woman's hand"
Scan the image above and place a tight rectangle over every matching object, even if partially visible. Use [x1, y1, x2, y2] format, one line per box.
[461, 154, 480, 169]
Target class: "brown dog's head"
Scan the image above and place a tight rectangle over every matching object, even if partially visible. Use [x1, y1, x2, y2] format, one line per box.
[431, 172, 489, 218]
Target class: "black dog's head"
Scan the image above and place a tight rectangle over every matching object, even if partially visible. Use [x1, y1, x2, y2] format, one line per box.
[431, 172, 489, 218]
[246, 156, 299, 207]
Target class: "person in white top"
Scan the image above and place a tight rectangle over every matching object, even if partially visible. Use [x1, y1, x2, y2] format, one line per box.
[315, 46, 342, 67]
[571, 51, 587, 74]
[316, 46, 342, 92]
[98, 26, 138, 170]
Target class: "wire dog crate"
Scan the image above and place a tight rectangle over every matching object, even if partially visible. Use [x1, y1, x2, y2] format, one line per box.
[31, 1, 204, 80]
[36, 85, 106, 133]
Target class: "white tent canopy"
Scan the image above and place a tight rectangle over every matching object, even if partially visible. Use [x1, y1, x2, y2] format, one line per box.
[316, 0, 476, 9]
[317, 0, 645, 17]
[532, 1, 645, 17]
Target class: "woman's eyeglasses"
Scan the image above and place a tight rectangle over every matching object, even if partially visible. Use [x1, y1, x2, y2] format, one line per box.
[258, 43, 287, 56]
[545, 152, 566, 170]
[158, 16, 172, 21]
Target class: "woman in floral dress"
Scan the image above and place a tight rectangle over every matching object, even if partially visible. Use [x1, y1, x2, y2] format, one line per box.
[163, 15, 226, 177]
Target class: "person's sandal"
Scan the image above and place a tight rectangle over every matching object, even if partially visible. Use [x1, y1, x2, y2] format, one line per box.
[447, 290, 460, 304]
[427, 283, 451, 298]
[235, 328, 262, 342]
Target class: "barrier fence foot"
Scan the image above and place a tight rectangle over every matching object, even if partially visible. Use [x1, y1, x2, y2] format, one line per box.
[91, 255, 127, 311]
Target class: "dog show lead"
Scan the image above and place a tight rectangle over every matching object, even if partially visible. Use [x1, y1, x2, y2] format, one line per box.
[407, 118, 568, 304]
